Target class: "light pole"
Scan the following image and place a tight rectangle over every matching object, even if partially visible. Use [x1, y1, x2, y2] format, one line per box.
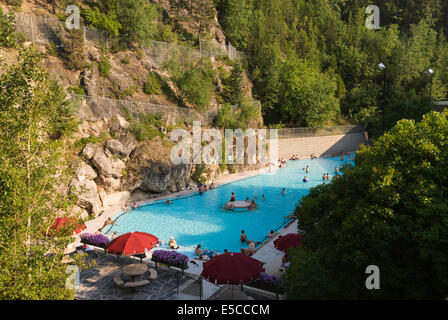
[426, 68, 434, 98]
[378, 63, 386, 134]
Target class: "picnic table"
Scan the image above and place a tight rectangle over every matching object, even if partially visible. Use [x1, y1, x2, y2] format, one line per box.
[122, 263, 148, 282]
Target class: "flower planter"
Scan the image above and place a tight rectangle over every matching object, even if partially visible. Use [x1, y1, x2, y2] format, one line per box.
[151, 250, 189, 275]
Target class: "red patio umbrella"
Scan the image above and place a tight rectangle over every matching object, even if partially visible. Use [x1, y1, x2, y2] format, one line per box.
[274, 233, 303, 252]
[106, 231, 159, 256]
[201, 252, 265, 285]
[49, 217, 86, 236]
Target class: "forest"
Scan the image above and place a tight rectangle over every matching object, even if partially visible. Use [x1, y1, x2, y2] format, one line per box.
[216, 0, 448, 134]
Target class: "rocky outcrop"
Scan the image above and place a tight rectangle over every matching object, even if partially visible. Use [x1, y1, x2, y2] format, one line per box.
[69, 179, 102, 216]
[91, 147, 126, 179]
[122, 137, 192, 193]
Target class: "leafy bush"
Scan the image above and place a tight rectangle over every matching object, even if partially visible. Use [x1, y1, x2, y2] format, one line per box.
[129, 113, 166, 141]
[83, 7, 121, 37]
[47, 41, 59, 57]
[0, 8, 17, 48]
[60, 29, 85, 70]
[176, 61, 215, 110]
[97, 50, 111, 78]
[143, 72, 162, 95]
[214, 103, 238, 129]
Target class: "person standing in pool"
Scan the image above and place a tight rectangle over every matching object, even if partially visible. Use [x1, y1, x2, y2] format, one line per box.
[230, 192, 236, 202]
[240, 230, 248, 243]
[282, 188, 286, 194]
[303, 176, 309, 182]
[262, 194, 266, 200]
[334, 166, 339, 176]
[306, 165, 310, 173]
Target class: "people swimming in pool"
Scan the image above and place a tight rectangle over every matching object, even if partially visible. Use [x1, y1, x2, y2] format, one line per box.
[245, 197, 250, 202]
[132, 201, 138, 209]
[334, 166, 339, 176]
[282, 188, 286, 195]
[230, 192, 236, 202]
[248, 199, 258, 210]
[322, 173, 326, 180]
[210, 182, 215, 190]
[262, 194, 266, 200]
[165, 200, 173, 205]
[326, 173, 330, 181]
[303, 176, 309, 182]
[306, 165, 310, 173]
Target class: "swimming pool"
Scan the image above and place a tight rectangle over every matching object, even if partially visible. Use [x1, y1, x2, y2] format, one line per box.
[104, 156, 354, 256]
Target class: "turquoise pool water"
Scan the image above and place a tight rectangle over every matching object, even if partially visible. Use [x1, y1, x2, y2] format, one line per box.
[104, 156, 354, 256]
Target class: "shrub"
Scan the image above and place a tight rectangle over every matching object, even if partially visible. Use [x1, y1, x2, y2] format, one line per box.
[176, 61, 215, 110]
[0, 8, 17, 48]
[97, 50, 111, 78]
[47, 41, 59, 57]
[120, 56, 130, 64]
[83, 7, 121, 37]
[129, 113, 166, 141]
[143, 72, 162, 95]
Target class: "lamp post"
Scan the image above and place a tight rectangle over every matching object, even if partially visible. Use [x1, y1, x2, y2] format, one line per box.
[378, 63, 386, 134]
[426, 68, 434, 98]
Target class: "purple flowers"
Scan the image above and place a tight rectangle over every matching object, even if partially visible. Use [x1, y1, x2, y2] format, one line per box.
[80, 233, 110, 247]
[152, 250, 189, 269]
[258, 273, 281, 287]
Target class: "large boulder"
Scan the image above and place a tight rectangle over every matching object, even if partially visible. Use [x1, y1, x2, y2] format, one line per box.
[123, 137, 192, 193]
[109, 114, 129, 136]
[69, 179, 102, 216]
[105, 139, 128, 158]
[91, 147, 125, 179]
[82, 143, 98, 160]
[75, 160, 97, 181]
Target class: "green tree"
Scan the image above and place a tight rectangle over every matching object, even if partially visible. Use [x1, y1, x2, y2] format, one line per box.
[116, 0, 159, 46]
[283, 110, 448, 299]
[222, 62, 244, 105]
[0, 45, 86, 299]
[280, 57, 339, 127]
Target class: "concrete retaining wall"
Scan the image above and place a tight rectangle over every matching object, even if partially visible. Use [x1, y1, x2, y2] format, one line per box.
[272, 132, 368, 160]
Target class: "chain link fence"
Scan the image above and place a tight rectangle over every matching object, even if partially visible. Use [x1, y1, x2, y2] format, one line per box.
[12, 11, 244, 62]
[70, 94, 218, 124]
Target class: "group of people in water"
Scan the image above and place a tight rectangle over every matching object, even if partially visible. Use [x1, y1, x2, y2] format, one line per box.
[278, 158, 287, 168]
[198, 182, 215, 195]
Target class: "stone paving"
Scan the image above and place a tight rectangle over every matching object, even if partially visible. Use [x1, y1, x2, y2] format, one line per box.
[75, 250, 193, 300]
